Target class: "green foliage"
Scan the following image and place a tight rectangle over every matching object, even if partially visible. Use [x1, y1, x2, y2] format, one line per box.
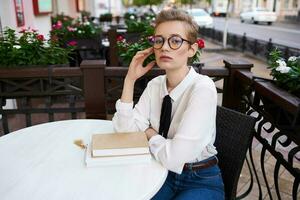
[133, 0, 163, 6]
[51, 14, 73, 27]
[124, 12, 138, 20]
[175, 0, 196, 4]
[125, 19, 154, 33]
[99, 13, 113, 22]
[118, 36, 154, 66]
[122, 0, 132, 7]
[268, 48, 300, 96]
[0, 28, 74, 68]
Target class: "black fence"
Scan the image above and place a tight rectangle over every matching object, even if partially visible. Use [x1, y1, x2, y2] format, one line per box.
[200, 28, 300, 61]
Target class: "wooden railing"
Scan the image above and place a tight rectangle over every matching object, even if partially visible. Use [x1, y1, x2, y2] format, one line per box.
[0, 59, 251, 135]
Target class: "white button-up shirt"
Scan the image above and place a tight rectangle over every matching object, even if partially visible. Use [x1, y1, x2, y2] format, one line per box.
[112, 67, 218, 174]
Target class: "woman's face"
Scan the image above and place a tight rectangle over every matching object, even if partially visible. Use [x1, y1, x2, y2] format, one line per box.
[153, 21, 197, 71]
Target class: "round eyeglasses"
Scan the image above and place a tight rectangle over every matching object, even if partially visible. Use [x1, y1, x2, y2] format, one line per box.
[152, 35, 192, 50]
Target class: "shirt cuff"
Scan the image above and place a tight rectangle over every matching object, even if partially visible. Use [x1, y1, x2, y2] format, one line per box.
[116, 99, 134, 110]
[148, 135, 165, 161]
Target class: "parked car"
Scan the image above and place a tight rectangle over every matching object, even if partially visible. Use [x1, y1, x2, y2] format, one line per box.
[187, 8, 213, 28]
[240, 7, 277, 25]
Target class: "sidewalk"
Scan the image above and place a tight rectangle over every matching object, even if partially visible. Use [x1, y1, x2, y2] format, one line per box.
[201, 39, 272, 79]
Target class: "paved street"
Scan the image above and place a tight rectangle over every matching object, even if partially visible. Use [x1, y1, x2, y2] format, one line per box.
[212, 17, 300, 49]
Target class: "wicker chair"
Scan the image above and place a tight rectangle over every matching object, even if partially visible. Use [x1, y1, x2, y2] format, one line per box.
[215, 106, 255, 200]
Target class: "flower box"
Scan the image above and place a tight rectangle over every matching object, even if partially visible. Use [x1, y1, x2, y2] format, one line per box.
[253, 79, 300, 131]
[268, 49, 300, 98]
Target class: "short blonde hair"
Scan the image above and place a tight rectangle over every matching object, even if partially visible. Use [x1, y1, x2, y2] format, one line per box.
[155, 9, 199, 43]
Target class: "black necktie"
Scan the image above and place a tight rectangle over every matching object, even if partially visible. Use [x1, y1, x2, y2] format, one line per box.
[159, 95, 172, 139]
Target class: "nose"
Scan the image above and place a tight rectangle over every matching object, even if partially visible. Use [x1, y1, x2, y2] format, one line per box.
[160, 39, 170, 51]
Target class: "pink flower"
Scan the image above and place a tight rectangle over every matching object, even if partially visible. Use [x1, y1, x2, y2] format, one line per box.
[68, 40, 77, 46]
[67, 26, 76, 32]
[19, 28, 27, 33]
[36, 34, 44, 41]
[197, 39, 205, 49]
[148, 36, 154, 43]
[52, 21, 63, 30]
[57, 20, 62, 26]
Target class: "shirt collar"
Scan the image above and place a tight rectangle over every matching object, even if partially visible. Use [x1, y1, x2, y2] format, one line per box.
[160, 67, 197, 101]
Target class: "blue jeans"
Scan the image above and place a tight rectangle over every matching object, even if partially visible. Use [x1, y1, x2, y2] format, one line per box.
[151, 157, 224, 200]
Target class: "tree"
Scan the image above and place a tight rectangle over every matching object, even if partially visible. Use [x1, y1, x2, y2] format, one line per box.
[222, 0, 231, 49]
[132, 0, 163, 7]
[122, 0, 133, 7]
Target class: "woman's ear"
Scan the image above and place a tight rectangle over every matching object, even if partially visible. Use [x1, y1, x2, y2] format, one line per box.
[188, 43, 198, 58]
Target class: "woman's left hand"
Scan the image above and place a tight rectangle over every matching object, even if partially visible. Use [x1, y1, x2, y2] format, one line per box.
[145, 127, 158, 140]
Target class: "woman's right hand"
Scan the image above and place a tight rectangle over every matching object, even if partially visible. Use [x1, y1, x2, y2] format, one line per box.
[126, 47, 156, 82]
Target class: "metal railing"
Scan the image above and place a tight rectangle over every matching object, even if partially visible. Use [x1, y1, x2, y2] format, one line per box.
[200, 28, 300, 61]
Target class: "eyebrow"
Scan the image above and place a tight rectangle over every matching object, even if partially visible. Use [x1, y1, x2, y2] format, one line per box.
[154, 34, 183, 38]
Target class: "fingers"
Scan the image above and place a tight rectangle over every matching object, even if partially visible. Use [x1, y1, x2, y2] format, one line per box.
[132, 48, 154, 66]
[144, 60, 156, 71]
[135, 47, 153, 57]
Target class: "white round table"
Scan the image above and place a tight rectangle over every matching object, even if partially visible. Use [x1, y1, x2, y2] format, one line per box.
[0, 119, 168, 200]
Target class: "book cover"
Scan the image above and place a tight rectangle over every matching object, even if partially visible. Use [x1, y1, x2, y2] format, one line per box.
[85, 144, 152, 167]
[91, 132, 150, 157]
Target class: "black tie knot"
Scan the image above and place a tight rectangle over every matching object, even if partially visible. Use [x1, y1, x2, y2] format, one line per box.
[159, 95, 172, 139]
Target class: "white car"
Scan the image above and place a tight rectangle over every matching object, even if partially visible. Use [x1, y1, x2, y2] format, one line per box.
[188, 8, 213, 28]
[240, 7, 277, 25]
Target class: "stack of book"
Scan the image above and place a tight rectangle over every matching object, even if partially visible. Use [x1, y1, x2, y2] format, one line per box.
[85, 132, 151, 167]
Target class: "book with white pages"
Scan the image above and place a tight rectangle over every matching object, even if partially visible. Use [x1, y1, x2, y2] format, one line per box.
[91, 132, 150, 157]
[85, 144, 152, 167]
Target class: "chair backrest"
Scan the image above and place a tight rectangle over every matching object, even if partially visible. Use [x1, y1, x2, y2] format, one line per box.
[215, 106, 255, 200]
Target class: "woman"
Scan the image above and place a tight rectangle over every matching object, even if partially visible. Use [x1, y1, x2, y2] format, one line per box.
[112, 9, 224, 200]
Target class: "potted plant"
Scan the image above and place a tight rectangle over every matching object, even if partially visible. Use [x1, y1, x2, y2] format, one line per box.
[99, 13, 113, 23]
[51, 16, 102, 47]
[0, 27, 75, 68]
[268, 48, 300, 97]
[250, 48, 300, 130]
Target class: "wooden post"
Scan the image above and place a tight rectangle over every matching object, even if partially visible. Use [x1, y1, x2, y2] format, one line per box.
[80, 60, 107, 119]
[108, 28, 119, 66]
[222, 59, 253, 110]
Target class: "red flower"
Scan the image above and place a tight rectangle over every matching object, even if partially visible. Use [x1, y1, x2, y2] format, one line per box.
[116, 35, 124, 42]
[197, 39, 205, 49]
[68, 40, 77, 46]
[36, 34, 44, 41]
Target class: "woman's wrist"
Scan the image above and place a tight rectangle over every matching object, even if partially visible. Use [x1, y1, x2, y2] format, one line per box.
[145, 127, 158, 140]
[125, 75, 136, 84]
[120, 76, 136, 103]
